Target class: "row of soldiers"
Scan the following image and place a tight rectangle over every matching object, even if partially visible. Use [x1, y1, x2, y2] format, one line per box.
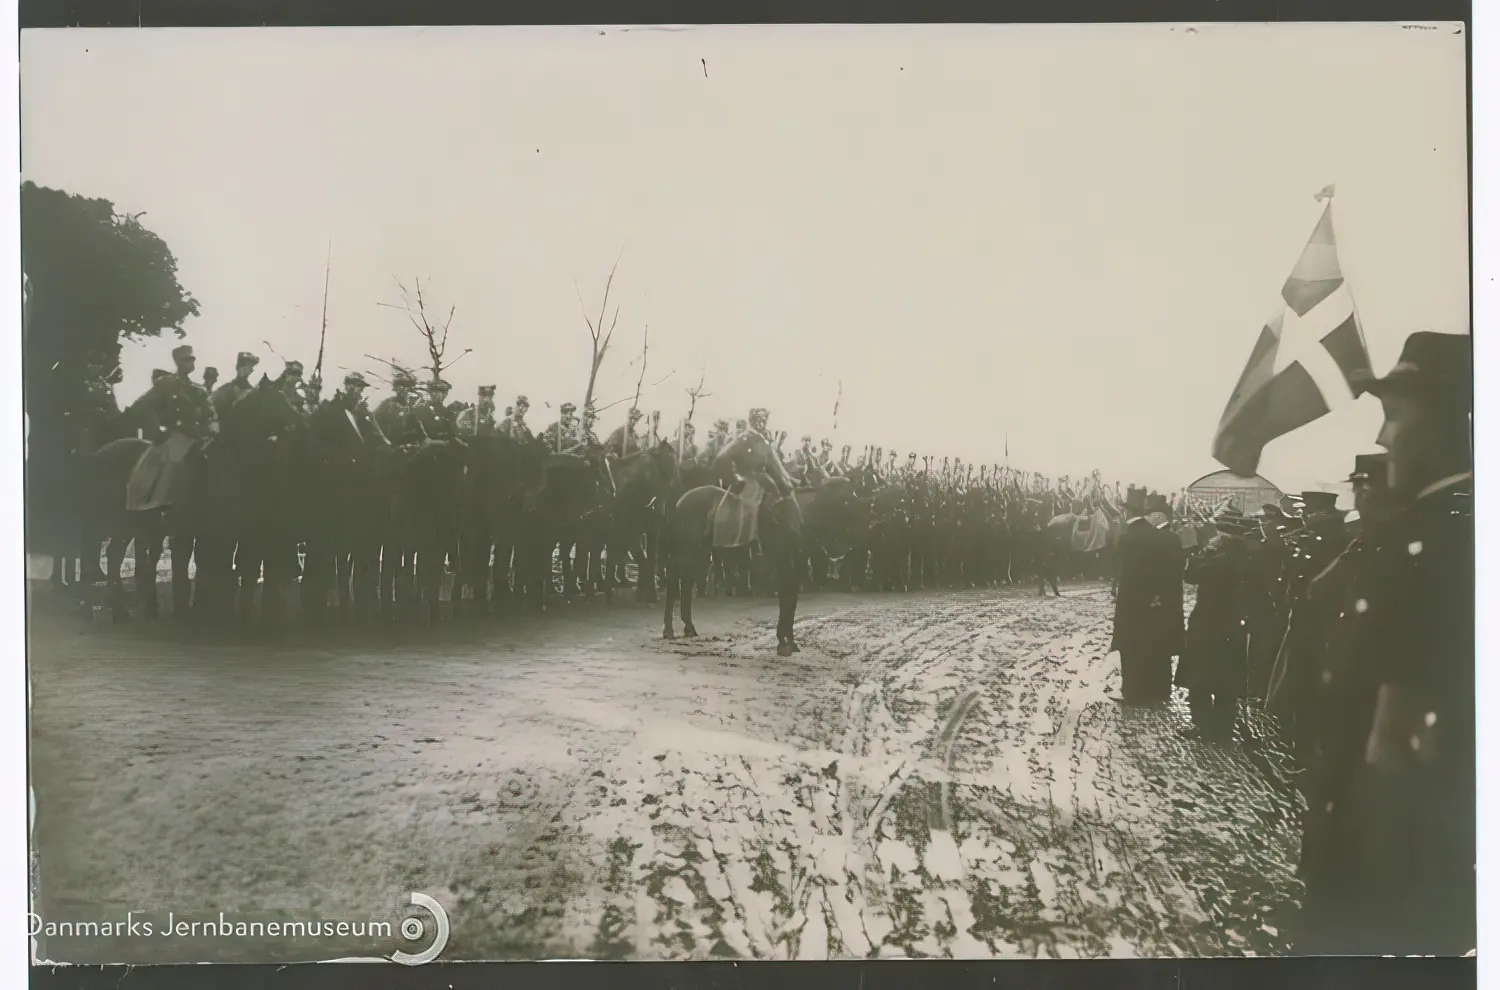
[124, 346, 1113, 501]
[1115, 331, 1472, 956]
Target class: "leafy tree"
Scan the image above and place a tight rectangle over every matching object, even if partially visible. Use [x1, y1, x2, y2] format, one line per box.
[21, 180, 200, 433]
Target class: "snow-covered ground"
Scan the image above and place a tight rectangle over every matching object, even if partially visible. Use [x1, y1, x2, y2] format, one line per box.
[27, 584, 1303, 963]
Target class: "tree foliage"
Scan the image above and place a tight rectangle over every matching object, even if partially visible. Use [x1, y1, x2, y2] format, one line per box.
[21, 181, 200, 424]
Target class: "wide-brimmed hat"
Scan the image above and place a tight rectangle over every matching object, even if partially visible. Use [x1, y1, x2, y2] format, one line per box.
[1348, 452, 1388, 484]
[1351, 331, 1471, 406]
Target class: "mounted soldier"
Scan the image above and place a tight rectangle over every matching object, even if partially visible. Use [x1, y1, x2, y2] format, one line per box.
[124, 344, 218, 512]
[675, 420, 699, 463]
[456, 385, 498, 437]
[541, 402, 581, 452]
[497, 394, 532, 441]
[414, 379, 459, 441]
[373, 367, 422, 445]
[212, 351, 260, 422]
[709, 407, 795, 552]
[605, 407, 646, 457]
[327, 372, 387, 445]
[277, 359, 312, 417]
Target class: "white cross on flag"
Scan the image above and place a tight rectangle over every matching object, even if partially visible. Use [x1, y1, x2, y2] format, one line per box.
[1211, 189, 1375, 476]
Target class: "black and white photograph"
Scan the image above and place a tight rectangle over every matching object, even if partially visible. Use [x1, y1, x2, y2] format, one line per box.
[18, 21, 1475, 968]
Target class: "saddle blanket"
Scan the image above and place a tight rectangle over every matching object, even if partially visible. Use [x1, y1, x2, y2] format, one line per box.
[713, 477, 764, 549]
[125, 431, 196, 512]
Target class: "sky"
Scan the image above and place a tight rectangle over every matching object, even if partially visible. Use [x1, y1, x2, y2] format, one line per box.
[20, 23, 1469, 495]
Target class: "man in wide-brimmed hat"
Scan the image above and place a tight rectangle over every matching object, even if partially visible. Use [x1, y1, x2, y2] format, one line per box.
[1177, 507, 1257, 742]
[1295, 331, 1473, 955]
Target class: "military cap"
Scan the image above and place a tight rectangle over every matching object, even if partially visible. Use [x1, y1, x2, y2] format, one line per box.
[171, 344, 194, 362]
[203, 366, 219, 380]
[1348, 452, 1388, 483]
[478, 385, 497, 396]
[714, 419, 730, 430]
[236, 351, 259, 368]
[284, 360, 304, 376]
[515, 394, 529, 405]
[343, 372, 369, 390]
[560, 402, 578, 414]
[749, 407, 769, 419]
[801, 434, 813, 443]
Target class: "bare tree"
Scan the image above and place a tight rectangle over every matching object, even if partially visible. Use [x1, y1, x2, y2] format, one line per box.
[377, 276, 472, 383]
[575, 249, 624, 414]
[684, 363, 712, 424]
[630, 323, 649, 418]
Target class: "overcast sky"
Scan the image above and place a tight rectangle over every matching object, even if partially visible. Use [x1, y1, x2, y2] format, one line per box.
[21, 23, 1468, 495]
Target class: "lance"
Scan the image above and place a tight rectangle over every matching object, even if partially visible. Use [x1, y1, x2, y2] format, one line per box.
[313, 240, 331, 389]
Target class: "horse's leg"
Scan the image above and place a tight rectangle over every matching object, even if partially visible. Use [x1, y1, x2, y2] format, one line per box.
[168, 531, 194, 620]
[106, 533, 130, 623]
[680, 540, 705, 640]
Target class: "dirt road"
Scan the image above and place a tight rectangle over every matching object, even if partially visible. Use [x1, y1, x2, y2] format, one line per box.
[28, 583, 1304, 963]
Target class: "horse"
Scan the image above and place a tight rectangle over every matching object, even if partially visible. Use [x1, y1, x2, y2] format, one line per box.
[605, 440, 682, 602]
[661, 431, 811, 656]
[301, 401, 397, 624]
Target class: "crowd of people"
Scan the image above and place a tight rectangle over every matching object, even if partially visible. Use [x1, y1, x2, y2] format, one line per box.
[1107, 330, 1473, 955]
[31, 329, 1475, 957]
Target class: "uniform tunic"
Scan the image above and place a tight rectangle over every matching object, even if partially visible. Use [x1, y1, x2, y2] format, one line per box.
[1296, 479, 1474, 955]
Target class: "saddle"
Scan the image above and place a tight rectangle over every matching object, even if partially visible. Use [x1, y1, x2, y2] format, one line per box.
[125, 430, 198, 512]
[713, 475, 765, 549]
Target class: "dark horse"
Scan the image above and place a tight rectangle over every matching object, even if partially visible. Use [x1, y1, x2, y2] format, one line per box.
[84, 379, 307, 623]
[661, 433, 854, 656]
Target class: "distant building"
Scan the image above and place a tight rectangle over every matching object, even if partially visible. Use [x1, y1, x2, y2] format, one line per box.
[1184, 469, 1283, 517]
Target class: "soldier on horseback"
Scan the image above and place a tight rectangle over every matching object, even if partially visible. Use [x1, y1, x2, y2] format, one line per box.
[212, 351, 260, 422]
[542, 401, 580, 452]
[605, 408, 646, 457]
[277, 359, 313, 417]
[413, 379, 459, 441]
[125, 344, 217, 512]
[497, 394, 532, 441]
[374, 367, 422, 445]
[455, 385, 497, 436]
[329, 372, 387, 444]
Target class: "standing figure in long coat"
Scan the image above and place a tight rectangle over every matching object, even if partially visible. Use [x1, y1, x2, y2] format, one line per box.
[1110, 487, 1184, 704]
[1295, 331, 1474, 955]
[1177, 511, 1255, 742]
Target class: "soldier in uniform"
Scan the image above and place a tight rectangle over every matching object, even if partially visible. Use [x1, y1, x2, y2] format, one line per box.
[212, 351, 260, 422]
[496, 394, 531, 440]
[542, 402, 580, 452]
[373, 367, 422, 445]
[605, 407, 646, 457]
[327, 372, 387, 444]
[412, 379, 459, 440]
[455, 385, 498, 436]
[278, 360, 311, 416]
[1295, 332, 1473, 955]
[202, 366, 219, 395]
[1269, 454, 1396, 765]
[792, 435, 817, 482]
[125, 345, 217, 512]
[676, 420, 699, 463]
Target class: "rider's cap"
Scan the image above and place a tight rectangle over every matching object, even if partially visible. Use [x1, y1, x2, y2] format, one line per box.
[171, 344, 194, 362]
[560, 402, 578, 414]
[343, 371, 369, 389]
[284, 359, 304, 376]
